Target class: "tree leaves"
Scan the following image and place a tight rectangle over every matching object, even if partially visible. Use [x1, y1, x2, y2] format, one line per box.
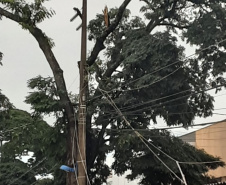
[0, 160, 36, 185]
[25, 76, 61, 116]
[112, 130, 224, 185]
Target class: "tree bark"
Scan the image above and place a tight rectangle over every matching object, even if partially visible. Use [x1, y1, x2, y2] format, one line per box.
[0, 1, 132, 184]
[0, 7, 77, 185]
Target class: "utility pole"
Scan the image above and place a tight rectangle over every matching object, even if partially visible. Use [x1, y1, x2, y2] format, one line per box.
[77, 0, 87, 184]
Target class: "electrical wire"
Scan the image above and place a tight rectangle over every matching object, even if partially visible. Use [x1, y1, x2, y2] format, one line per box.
[72, 75, 91, 185]
[67, 73, 80, 91]
[115, 84, 225, 114]
[8, 157, 47, 185]
[119, 66, 181, 92]
[98, 88, 224, 183]
[0, 123, 32, 135]
[69, 26, 226, 184]
[89, 37, 226, 96]
[5, 34, 225, 185]
[87, 37, 226, 107]
[98, 87, 185, 184]
[96, 79, 225, 116]
[92, 121, 226, 132]
[91, 110, 226, 125]
[94, 84, 226, 124]
[73, 113, 91, 185]
[139, 134, 222, 165]
[30, 163, 58, 185]
[72, 121, 80, 185]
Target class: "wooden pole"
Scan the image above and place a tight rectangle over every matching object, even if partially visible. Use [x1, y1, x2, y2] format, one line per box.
[77, 0, 87, 184]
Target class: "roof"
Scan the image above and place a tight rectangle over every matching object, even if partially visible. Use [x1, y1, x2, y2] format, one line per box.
[205, 181, 226, 185]
[179, 119, 226, 138]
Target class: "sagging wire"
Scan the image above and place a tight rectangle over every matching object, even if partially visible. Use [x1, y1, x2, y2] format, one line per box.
[98, 87, 186, 184]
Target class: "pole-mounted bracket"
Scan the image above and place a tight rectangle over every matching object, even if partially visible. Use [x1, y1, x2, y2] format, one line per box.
[70, 7, 83, 31]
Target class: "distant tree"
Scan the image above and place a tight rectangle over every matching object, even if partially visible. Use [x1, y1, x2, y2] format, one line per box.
[0, 90, 13, 122]
[112, 129, 224, 185]
[0, 92, 64, 185]
[25, 75, 224, 185]
[0, 160, 36, 185]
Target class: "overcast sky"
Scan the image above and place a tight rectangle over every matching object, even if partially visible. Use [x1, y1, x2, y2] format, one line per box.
[0, 1, 226, 184]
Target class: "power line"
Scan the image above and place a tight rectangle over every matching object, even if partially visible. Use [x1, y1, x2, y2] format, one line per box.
[87, 36, 226, 106]
[30, 164, 58, 185]
[68, 73, 80, 91]
[98, 88, 223, 169]
[0, 123, 33, 135]
[118, 84, 225, 114]
[92, 119, 226, 132]
[93, 111, 226, 125]
[119, 66, 181, 92]
[72, 81, 91, 185]
[98, 81, 225, 116]
[98, 87, 186, 184]
[8, 157, 47, 185]
[92, 37, 226, 94]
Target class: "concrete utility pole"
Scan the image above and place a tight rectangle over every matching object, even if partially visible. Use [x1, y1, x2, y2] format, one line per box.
[77, 0, 87, 185]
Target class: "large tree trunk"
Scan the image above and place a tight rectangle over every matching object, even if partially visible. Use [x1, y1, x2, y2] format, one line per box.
[0, 1, 131, 184]
[29, 27, 78, 185]
[0, 8, 77, 184]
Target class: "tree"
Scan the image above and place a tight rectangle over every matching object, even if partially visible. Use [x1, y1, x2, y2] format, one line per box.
[25, 75, 224, 185]
[0, 160, 36, 185]
[34, 178, 54, 185]
[0, 92, 65, 185]
[1, 0, 226, 185]
[112, 129, 224, 185]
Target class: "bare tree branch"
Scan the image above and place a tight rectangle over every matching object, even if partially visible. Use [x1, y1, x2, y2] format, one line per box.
[87, 0, 131, 67]
[159, 22, 190, 29]
[0, 7, 74, 120]
[0, 7, 24, 22]
[0, 7, 77, 178]
[146, 16, 166, 33]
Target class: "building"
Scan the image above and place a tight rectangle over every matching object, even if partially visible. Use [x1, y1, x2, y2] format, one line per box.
[180, 119, 226, 181]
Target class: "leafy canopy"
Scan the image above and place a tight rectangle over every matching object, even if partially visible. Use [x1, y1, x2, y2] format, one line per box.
[1, 0, 226, 184]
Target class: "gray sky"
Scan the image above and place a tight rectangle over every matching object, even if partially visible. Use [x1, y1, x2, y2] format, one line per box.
[0, 1, 226, 184]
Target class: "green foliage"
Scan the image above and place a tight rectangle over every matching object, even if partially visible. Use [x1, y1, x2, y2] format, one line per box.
[2, 0, 226, 184]
[86, 3, 226, 184]
[0, 0, 55, 25]
[0, 93, 65, 184]
[0, 109, 50, 160]
[33, 178, 54, 185]
[112, 130, 224, 185]
[88, 8, 145, 42]
[0, 160, 36, 185]
[25, 76, 61, 116]
[0, 90, 13, 122]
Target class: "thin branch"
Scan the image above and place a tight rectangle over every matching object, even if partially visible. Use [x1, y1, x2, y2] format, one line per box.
[159, 22, 190, 29]
[140, 0, 151, 7]
[146, 16, 166, 33]
[0, 7, 75, 125]
[87, 0, 131, 67]
[93, 62, 102, 82]
[0, 7, 24, 22]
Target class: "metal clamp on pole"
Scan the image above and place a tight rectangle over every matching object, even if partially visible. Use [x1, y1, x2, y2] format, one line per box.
[70, 7, 82, 30]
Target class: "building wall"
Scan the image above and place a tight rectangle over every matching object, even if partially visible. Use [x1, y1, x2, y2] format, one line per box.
[195, 121, 226, 178]
[179, 131, 196, 146]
